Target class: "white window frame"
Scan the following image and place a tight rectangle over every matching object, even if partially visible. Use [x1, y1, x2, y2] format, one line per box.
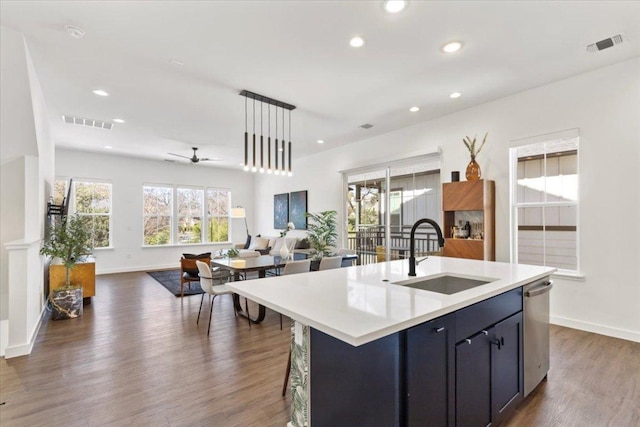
[142, 184, 174, 246]
[205, 188, 231, 244]
[509, 129, 581, 278]
[142, 184, 231, 247]
[71, 178, 113, 249]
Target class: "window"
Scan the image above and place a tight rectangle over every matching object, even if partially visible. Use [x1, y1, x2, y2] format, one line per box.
[143, 186, 172, 245]
[206, 189, 229, 243]
[510, 130, 579, 273]
[74, 181, 112, 248]
[143, 185, 230, 245]
[177, 188, 203, 244]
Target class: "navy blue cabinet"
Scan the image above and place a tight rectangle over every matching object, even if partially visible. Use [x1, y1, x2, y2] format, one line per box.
[455, 311, 523, 427]
[456, 331, 492, 427]
[406, 314, 456, 427]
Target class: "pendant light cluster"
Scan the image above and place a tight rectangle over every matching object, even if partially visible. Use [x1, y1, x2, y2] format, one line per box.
[240, 90, 295, 176]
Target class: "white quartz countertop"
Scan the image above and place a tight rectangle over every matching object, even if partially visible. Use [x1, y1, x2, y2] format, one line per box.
[226, 257, 555, 346]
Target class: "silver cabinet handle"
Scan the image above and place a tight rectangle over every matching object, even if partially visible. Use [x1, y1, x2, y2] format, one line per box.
[525, 282, 554, 297]
[465, 338, 472, 344]
[481, 330, 488, 335]
[435, 327, 445, 333]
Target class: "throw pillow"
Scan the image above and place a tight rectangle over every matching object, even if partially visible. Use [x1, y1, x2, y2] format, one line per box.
[249, 236, 269, 250]
[295, 238, 310, 249]
[182, 252, 211, 259]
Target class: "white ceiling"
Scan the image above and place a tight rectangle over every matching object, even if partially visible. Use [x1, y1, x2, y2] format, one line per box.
[1, 1, 639, 169]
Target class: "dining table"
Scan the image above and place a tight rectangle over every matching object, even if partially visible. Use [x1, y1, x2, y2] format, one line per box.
[211, 254, 289, 323]
[211, 253, 358, 323]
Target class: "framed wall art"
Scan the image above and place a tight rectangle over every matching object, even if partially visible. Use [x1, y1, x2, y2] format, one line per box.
[289, 190, 308, 230]
[274, 193, 289, 229]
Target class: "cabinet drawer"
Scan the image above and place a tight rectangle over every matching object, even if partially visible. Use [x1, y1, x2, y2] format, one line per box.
[455, 288, 522, 342]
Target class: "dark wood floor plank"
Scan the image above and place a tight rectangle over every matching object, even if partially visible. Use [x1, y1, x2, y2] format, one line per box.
[1, 271, 638, 426]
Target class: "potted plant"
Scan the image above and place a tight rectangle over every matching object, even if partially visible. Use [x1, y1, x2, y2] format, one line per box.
[306, 210, 338, 261]
[40, 214, 93, 320]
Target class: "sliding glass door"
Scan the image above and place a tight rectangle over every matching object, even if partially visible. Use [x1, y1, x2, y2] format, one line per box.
[344, 155, 441, 265]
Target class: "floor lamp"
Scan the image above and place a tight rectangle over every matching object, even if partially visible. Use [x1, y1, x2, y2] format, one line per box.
[231, 206, 249, 239]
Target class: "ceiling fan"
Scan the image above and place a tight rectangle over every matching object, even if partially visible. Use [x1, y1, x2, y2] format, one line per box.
[167, 147, 221, 164]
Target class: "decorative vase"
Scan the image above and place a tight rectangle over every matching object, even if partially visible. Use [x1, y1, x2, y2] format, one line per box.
[280, 244, 290, 260]
[466, 156, 481, 181]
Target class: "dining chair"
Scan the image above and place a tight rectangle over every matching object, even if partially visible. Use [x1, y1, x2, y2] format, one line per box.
[180, 257, 211, 297]
[319, 255, 342, 270]
[195, 260, 237, 336]
[281, 259, 311, 396]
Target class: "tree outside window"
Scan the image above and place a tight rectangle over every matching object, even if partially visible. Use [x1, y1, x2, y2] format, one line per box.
[143, 186, 172, 245]
[74, 181, 112, 248]
[206, 189, 229, 242]
[177, 188, 203, 244]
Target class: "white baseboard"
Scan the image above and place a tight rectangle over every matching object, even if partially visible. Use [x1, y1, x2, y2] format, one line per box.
[551, 315, 640, 343]
[0, 319, 8, 357]
[96, 263, 177, 275]
[4, 305, 46, 359]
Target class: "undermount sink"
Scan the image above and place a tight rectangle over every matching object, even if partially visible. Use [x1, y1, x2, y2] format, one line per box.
[393, 274, 496, 295]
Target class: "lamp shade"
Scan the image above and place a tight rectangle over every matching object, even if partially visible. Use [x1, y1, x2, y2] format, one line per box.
[231, 207, 246, 218]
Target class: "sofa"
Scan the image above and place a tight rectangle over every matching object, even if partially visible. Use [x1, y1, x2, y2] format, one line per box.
[238, 235, 311, 256]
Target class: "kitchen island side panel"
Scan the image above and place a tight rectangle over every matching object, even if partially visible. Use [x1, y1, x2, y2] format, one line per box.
[310, 328, 401, 427]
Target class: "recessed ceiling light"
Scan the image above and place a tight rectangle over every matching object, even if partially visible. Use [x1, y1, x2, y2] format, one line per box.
[383, 0, 407, 13]
[169, 58, 184, 66]
[350, 36, 365, 48]
[113, 118, 125, 123]
[104, 146, 112, 149]
[442, 41, 463, 53]
[65, 25, 85, 39]
[317, 139, 325, 144]
[92, 89, 109, 97]
[450, 92, 461, 99]
[409, 106, 420, 112]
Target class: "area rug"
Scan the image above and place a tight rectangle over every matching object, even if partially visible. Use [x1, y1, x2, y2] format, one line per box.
[147, 270, 204, 297]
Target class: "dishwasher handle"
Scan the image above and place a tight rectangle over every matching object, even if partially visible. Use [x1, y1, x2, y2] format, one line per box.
[525, 281, 553, 297]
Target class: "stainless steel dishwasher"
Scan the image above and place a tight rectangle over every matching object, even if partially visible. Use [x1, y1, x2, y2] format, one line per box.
[523, 278, 553, 397]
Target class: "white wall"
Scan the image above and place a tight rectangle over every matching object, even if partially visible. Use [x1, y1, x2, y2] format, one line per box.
[256, 58, 640, 342]
[0, 26, 54, 357]
[56, 149, 255, 274]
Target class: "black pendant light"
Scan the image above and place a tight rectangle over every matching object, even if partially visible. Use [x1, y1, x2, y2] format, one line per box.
[267, 104, 272, 174]
[274, 105, 279, 174]
[239, 90, 295, 176]
[288, 109, 292, 176]
[281, 106, 285, 174]
[260, 100, 264, 173]
[252, 98, 256, 172]
[244, 97, 248, 171]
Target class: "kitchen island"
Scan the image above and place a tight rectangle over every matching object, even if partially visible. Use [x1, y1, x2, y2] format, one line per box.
[227, 256, 555, 427]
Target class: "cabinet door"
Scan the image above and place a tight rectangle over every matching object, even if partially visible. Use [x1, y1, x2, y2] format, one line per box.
[455, 332, 491, 427]
[406, 314, 455, 427]
[491, 312, 523, 425]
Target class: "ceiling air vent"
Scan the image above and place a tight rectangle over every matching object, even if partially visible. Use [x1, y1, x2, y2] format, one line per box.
[586, 34, 624, 52]
[360, 123, 374, 129]
[62, 115, 113, 130]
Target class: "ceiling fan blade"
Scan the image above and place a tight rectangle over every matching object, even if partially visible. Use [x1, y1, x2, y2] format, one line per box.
[199, 157, 222, 162]
[168, 152, 191, 160]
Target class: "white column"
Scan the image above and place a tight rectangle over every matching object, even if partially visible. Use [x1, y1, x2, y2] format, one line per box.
[3, 238, 45, 358]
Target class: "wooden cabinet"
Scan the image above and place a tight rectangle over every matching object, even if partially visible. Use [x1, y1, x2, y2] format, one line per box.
[49, 258, 96, 298]
[442, 180, 495, 260]
[406, 314, 455, 427]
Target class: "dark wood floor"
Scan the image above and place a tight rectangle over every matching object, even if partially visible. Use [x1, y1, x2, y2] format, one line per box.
[1, 271, 638, 426]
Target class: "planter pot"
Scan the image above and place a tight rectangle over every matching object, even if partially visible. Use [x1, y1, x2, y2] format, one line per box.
[50, 286, 83, 320]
